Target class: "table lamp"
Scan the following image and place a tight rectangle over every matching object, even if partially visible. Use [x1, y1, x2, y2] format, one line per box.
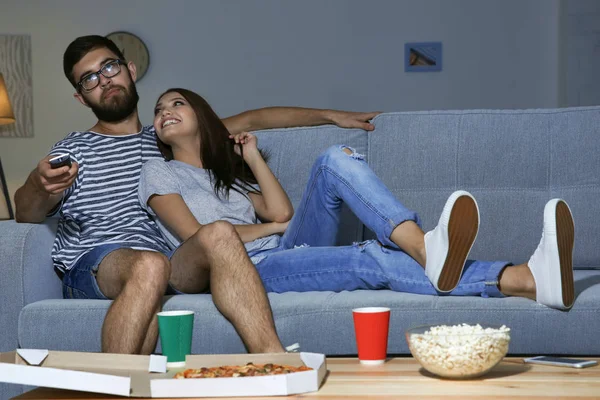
[0, 73, 15, 219]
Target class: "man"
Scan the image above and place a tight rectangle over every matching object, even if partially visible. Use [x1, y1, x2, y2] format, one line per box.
[14, 35, 379, 355]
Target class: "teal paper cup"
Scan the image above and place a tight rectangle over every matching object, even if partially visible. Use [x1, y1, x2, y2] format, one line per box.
[157, 310, 194, 368]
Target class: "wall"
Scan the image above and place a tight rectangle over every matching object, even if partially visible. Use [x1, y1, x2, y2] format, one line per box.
[565, 0, 600, 106]
[0, 0, 562, 205]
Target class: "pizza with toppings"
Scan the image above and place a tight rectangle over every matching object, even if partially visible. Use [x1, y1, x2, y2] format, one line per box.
[173, 362, 312, 379]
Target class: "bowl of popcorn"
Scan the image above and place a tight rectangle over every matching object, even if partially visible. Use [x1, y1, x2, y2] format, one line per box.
[406, 323, 511, 379]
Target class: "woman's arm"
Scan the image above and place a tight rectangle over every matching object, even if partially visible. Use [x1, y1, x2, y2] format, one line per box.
[234, 221, 288, 243]
[148, 193, 288, 244]
[234, 132, 293, 223]
[147, 193, 202, 242]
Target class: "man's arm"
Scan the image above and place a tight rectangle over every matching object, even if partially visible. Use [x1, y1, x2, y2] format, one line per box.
[14, 156, 78, 223]
[222, 107, 380, 136]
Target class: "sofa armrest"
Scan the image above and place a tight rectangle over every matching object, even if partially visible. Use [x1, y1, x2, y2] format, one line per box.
[0, 219, 61, 352]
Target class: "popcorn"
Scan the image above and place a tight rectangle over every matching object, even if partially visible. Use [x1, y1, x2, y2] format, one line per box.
[407, 324, 510, 378]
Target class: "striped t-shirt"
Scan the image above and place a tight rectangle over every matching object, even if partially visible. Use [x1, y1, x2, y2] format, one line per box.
[49, 125, 170, 272]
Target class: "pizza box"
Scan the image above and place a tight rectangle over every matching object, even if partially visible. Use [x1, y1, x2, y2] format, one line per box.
[0, 349, 327, 398]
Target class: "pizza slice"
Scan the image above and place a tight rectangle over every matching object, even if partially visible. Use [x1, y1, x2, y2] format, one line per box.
[174, 362, 312, 379]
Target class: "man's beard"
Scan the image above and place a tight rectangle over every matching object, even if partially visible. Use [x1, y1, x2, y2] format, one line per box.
[88, 81, 139, 123]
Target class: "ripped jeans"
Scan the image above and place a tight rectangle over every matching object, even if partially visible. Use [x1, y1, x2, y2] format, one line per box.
[249, 145, 508, 297]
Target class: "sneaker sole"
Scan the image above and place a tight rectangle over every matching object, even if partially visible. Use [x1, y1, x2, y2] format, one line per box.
[556, 201, 575, 308]
[437, 196, 479, 292]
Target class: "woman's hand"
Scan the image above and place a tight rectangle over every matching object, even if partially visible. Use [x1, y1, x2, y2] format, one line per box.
[230, 131, 260, 162]
[233, 220, 290, 242]
[272, 220, 290, 234]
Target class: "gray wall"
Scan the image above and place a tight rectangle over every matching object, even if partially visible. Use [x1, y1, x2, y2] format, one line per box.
[0, 0, 562, 201]
[565, 0, 600, 106]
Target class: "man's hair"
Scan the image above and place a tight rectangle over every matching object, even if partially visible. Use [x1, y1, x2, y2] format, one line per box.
[63, 35, 125, 88]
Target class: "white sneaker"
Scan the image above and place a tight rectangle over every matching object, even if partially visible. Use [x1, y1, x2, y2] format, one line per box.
[424, 191, 479, 292]
[528, 199, 575, 310]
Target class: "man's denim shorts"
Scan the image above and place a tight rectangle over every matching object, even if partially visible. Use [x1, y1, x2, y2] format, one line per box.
[62, 243, 179, 300]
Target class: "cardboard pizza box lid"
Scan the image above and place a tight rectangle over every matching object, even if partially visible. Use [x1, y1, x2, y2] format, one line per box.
[0, 350, 326, 398]
[0, 351, 134, 397]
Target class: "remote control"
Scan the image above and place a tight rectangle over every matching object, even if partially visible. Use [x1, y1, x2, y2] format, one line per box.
[49, 154, 72, 169]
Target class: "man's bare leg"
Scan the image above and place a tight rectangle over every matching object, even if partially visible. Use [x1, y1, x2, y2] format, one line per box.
[169, 221, 284, 353]
[96, 250, 170, 354]
[140, 305, 162, 355]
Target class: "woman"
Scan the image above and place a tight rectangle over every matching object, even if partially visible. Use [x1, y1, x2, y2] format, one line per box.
[139, 88, 575, 310]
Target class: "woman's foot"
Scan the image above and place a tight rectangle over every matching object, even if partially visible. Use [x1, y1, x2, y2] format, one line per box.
[424, 191, 479, 292]
[526, 199, 575, 310]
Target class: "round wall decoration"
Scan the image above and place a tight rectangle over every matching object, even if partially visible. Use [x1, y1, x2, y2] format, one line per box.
[106, 31, 150, 81]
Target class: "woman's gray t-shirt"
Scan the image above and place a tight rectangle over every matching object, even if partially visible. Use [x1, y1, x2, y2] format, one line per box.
[138, 159, 279, 261]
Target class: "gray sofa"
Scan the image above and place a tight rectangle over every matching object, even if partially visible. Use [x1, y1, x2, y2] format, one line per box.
[2, 107, 600, 399]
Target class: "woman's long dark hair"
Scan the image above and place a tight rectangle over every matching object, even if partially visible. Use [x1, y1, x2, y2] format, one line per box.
[155, 88, 266, 199]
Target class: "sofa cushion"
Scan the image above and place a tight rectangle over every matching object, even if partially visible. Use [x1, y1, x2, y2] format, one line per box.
[19, 270, 600, 356]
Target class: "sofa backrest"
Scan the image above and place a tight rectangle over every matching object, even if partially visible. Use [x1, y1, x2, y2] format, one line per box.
[257, 106, 600, 268]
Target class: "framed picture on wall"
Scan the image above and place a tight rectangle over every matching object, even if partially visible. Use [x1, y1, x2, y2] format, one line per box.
[405, 42, 442, 72]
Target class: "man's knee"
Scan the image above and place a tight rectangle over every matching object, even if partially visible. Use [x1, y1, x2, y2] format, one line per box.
[97, 249, 170, 299]
[195, 220, 239, 248]
[130, 251, 171, 286]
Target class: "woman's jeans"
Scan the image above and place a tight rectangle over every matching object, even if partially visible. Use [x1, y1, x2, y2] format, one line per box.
[250, 145, 509, 297]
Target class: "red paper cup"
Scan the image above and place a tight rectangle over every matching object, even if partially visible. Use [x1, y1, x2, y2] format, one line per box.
[352, 307, 390, 365]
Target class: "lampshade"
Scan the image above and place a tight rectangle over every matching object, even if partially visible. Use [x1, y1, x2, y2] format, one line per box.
[0, 73, 15, 125]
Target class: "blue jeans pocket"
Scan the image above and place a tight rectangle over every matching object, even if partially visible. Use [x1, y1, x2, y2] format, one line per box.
[62, 267, 108, 300]
[62, 284, 90, 299]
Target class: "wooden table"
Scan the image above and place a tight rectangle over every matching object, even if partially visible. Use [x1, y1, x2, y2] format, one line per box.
[12, 357, 600, 399]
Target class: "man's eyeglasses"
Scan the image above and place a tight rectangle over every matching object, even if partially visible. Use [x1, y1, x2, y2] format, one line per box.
[77, 59, 125, 92]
